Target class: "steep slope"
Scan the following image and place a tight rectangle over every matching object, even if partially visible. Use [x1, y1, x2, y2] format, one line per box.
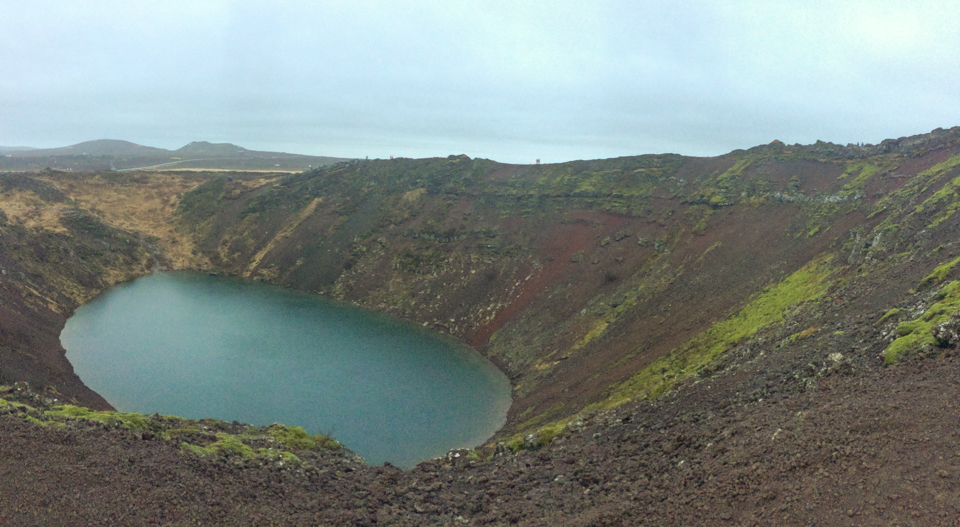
[4, 128, 960, 523]
[172, 127, 960, 439]
[0, 171, 243, 406]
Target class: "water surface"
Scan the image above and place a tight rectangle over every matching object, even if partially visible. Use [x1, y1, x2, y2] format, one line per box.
[61, 272, 512, 468]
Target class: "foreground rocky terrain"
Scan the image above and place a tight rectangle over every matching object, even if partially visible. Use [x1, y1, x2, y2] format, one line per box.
[3, 128, 960, 524]
[3, 337, 960, 525]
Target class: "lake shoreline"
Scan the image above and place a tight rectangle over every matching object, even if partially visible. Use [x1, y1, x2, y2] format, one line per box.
[61, 271, 512, 468]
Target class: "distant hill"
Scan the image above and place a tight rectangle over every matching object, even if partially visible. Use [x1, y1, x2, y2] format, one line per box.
[8, 139, 170, 158]
[0, 146, 37, 154]
[175, 141, 251, 157]
[0, 139, 351, 172]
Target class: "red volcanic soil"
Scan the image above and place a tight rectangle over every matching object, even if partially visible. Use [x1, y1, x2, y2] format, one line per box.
[469, 218, 600, 347]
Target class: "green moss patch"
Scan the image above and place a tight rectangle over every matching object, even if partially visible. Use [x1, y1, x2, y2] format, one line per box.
[878, 308, 903, 324]
[873, 153, 960, 222]
[44, 405, 150, 430]
[505, 421, 569, 452]
[33, 403, 340, 465]
[208, 433, 255, 458]
[917, 255, 960, 291]
[839, 162, 880, 192]
[263, 424, 340, 451]
[785, 326, 820, 345]
[179, 433, 256, 459]
[884, 281, 960, 365]
[600, 254, 834, 407]
[180, 431, 309, 465]
[179, 424, 339, 462]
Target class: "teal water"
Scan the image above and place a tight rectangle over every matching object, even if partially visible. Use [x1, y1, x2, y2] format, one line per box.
[60, 272, 512, 468]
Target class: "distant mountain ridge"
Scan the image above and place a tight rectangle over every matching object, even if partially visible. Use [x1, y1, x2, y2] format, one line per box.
[0, 139, 351, 172]
[6, 139, 170, 157]
[0, 146, 37, 154]
[175, 141, 250, 157]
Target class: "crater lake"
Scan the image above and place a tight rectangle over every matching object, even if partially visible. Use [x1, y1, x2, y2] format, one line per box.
[60, 271, 512, 468]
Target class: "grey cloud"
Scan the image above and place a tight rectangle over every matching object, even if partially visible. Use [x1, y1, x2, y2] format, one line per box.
[3, 1, 960, 163]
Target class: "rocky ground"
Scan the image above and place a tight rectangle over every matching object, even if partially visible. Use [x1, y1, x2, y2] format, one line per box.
[3, 298, 960, 525]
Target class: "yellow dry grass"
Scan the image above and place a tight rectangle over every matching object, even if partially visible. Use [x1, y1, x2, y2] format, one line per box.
[243, 196, 322, 278]
[35, 172, 216, 268]
[2, 171, 285, 307]
[402, 188, 426, 202]
[0, 189, 72, 232]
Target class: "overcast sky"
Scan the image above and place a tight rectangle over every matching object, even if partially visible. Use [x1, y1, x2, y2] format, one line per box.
[3, 1, 960, 164]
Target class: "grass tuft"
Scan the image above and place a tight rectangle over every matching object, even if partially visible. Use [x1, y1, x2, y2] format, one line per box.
[45, 405, 149, 430]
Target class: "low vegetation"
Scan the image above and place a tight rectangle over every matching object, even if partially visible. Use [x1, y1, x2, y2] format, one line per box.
[884, 280, 960, 364]
[0, 393, 343, 467]
[602, 254, 835, 407]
